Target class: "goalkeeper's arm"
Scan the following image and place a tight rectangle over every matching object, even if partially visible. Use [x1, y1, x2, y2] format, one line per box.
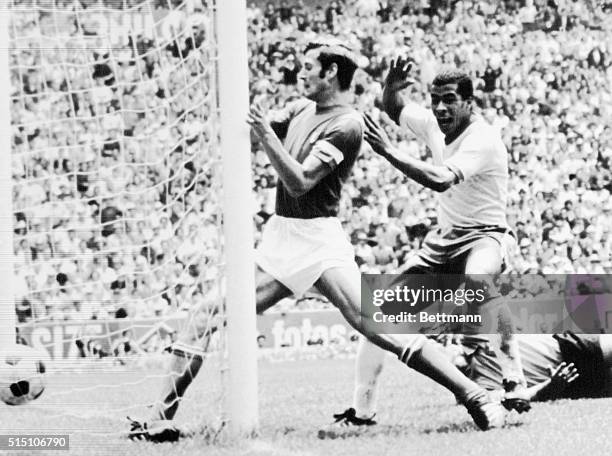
[503, 361, 579, 407]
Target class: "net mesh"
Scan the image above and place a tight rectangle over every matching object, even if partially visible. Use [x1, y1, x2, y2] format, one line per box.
[6, 0, 227, 442]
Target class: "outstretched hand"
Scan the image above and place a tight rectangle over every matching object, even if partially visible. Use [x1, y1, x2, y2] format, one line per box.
[363, 113, 393, 157]
[247, 103, 275, 140]
[547, 361, 579, 392]
[501, 361, 580, 413]
[385, 56, 415, 93]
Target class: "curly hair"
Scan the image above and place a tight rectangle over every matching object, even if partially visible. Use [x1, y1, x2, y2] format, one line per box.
[432, 70, 474, 100]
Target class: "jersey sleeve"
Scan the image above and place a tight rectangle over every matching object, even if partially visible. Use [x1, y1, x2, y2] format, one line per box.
[267, 98, 312, 140]
[310, 114, 363, 169]
[399, 102, 439, 150]
[443, 133, 490, 182]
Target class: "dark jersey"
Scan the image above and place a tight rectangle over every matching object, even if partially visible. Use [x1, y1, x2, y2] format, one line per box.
[269, 99, 363, 219]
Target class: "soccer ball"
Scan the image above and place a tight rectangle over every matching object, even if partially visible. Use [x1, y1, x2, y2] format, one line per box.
[0, 344, 47, 406]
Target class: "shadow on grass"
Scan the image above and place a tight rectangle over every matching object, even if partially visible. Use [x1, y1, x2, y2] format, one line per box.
[316, 421, 524, 440]
[423, 420, 525, 434]
[316, 422, 457, 440]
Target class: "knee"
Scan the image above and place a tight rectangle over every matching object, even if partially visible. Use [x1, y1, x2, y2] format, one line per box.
[397, 254, 429, 274]
[179, 308, 222, 345]
[464, 243, 503, 298]
[463, 274, 499, 302]
[464, 239, 503, 276]
[176, 326, 202, 346]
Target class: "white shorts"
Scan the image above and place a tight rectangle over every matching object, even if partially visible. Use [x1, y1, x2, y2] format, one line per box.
[255, 215, 358, 296]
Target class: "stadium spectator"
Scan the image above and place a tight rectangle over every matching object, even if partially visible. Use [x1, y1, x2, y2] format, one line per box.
[10, 0, 612, 324]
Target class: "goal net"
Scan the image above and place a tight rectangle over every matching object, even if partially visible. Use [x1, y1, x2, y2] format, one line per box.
[5, 0, 253, 445]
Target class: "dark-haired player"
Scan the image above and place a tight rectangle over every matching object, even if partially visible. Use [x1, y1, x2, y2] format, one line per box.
[129, 43, 506, 441]
[366, 61, 515, 284]
[333, 60, 525, 426]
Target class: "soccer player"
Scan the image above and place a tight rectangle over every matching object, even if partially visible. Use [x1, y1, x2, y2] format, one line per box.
[460, 332, 612, 402]
[333, 58, 526, 426]
[128, 42, 506, 441]
[337, 332, 612, 424]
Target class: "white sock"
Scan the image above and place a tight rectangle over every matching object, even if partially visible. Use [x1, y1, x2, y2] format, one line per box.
[352, 337, 386, 419]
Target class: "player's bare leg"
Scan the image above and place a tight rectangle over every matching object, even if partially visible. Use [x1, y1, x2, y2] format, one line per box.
[315, 266, 506, 430]
[135, 266, 290, 431]
[128, 305, 216, 441]
[463, 237, 526, 388]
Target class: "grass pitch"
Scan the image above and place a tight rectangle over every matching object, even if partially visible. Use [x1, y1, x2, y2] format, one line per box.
[0, 355, 610, 456]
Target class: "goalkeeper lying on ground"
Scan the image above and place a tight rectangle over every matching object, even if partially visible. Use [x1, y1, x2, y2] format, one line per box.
[332, 332, 612, 427]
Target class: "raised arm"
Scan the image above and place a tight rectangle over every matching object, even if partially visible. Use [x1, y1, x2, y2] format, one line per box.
[248, 104, 330, 197]
[248, 103, 361, 198]
[381, 57, 415, 125]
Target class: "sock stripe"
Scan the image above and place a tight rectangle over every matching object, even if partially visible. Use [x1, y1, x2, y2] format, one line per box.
[399, 346, 411, 364]
[398, 335, 428, 365]
[171, 343, 205, 361]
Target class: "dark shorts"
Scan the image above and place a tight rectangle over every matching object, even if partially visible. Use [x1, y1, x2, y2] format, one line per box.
[553, 332, 606, 399]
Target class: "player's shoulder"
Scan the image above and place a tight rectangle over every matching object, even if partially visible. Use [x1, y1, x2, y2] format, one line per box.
[329, 107, 365, 134]
[468, 118, 499, 138]
[401, 101, 435, 118]
[465, 119, 505, 150]
[288, 97, 316, 114]
[270, 98, 314, 127]
[400, 102, 437, 125]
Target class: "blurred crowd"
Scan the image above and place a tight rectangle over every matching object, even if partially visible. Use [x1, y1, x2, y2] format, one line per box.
[247, 0, 612, 280]
[9, 0, 612, 324]
[11, 0, 219, 322]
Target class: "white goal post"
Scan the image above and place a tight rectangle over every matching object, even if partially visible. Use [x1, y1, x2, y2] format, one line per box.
[216, 0, 259, 436]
